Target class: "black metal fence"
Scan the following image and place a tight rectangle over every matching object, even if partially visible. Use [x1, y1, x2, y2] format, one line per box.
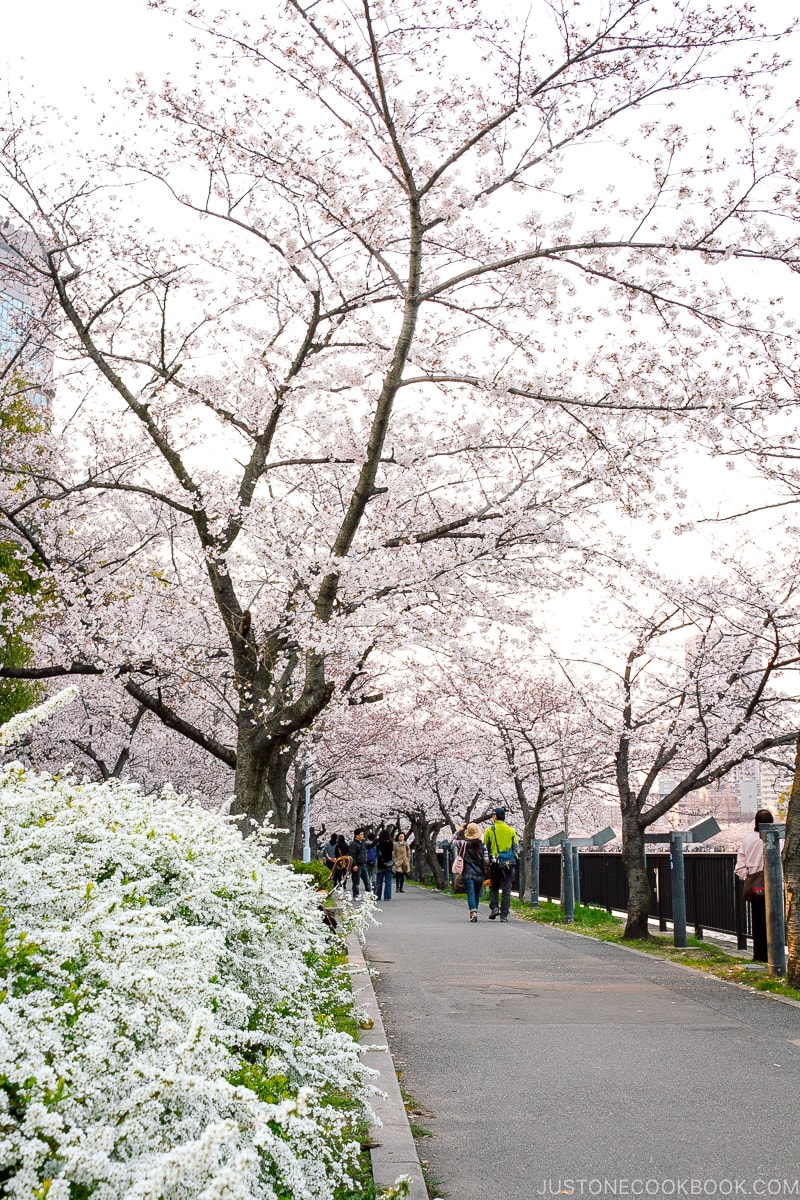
[536, 851, 750, 943]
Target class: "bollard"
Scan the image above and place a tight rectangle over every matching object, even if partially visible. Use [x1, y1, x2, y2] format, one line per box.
[530, 844, 540, 908]
[572, 845, 581, 907]
[762, 825, 786, 978]
[562, 840, 575, 923]
[669, 832, 687, 949]
[645, 819, 719, 948]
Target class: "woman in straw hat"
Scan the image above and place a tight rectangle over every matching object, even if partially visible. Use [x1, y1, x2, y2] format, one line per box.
[457, 822, 490, 923]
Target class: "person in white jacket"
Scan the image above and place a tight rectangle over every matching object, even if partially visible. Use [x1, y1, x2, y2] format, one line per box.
[735, 808, 774, 962]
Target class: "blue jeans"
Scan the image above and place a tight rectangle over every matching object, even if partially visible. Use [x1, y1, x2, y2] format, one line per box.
[375, 868, 393, 900]
[352, 864, 371, 898]
[489, 866, 512, 917]
[464, 876, 484, 912]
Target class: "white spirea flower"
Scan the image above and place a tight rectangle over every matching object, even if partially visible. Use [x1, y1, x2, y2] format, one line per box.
[0, 766, 374, 1199]
[0, 685, 79, 750]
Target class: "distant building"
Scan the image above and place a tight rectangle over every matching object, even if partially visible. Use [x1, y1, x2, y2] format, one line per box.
[670, 760, 762, 825]
[0, 220, 53, 414]
[674, 633, 766, 824]
[730, 760, 759, 814]
[758, 759, 791, 815]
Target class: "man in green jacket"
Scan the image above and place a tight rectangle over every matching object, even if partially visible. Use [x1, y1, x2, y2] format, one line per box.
[484, 807, 519, 922]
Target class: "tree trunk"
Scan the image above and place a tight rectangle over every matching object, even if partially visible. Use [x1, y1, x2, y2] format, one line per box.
[520, 812, 540, 902]
[230, 732, 297, 861]
[784, 736, 800, 987]
[407, 814, 445, 888]
[622, 808, 652, 939]
[291, 765, 307, 861]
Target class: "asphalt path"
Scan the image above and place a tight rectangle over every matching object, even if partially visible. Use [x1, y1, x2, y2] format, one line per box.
[363, 886, 800, 1200]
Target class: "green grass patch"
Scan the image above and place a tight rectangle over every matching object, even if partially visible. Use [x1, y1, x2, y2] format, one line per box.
[511, 896, 622, 933]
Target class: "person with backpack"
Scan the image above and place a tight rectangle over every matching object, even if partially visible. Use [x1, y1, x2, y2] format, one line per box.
[375, 828, 395, 901]
[483, 807, 519, 923]
[455, 822, 490, 922]
[364, 827, 379, 892]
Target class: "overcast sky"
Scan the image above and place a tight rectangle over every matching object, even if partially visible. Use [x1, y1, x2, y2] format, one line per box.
[3, 0, 794, 591]
[5, 0, 178, 107]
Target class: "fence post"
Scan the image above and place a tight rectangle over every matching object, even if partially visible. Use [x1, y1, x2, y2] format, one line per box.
[530, 844, 540, 908]
[690, 856, 703, 940]
[670, 832, 688, 949]
[562, 840, 575, 923]
[762, 825, 786, 978]
[659, 859, 669, 931]
[572, 846, 581, 906]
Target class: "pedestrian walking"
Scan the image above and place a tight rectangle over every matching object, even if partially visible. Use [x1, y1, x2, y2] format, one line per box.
[332, 833, 352, 893]
[322, 833, 338, 873]
[349, 828, 372, 901]
[375, 828, 395, 901]
[456, 822, 490, 922]
[393, 832, 411, 892]
[364, 827, 379, 892]
[483, 807, 519, 923]
[735, 808, 773, 963]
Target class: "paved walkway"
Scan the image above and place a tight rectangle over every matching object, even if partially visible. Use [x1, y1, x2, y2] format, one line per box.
[363, 887, 800, 1200]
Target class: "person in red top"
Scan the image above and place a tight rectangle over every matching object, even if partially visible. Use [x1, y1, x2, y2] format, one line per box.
[735, 808, 773, 963]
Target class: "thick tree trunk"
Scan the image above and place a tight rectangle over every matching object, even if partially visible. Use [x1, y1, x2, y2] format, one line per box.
[407, 815, 445, 888]
[230, 732, 297, 861]
[784, 736, 800, 987]
[291, 766, 306, 861]
[622, 808, 651, 939]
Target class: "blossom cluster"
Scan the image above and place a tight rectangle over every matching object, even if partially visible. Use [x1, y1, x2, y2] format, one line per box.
[0, 759, 374, 1199]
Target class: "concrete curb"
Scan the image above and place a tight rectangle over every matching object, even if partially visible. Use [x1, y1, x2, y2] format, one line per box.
[347, 934, 429, 1200]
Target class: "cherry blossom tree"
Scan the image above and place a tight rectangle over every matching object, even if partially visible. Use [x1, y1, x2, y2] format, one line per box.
[783, 737, 800, 987]
[1, 0, 799, 857]
[435, 640, 607, 893]
[578, 564, 800, 938]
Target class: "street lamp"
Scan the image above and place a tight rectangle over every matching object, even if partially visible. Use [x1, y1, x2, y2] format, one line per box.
[302, 761, 312, 864]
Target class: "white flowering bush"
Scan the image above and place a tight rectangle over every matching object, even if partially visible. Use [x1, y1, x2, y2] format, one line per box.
[0, 698, 375, 1200]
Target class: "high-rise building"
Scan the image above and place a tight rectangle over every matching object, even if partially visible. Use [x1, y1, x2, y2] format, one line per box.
[0, 220, 53, 414]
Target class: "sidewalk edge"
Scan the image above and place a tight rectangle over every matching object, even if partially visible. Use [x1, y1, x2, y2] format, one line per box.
[347, 934, 429, 1200]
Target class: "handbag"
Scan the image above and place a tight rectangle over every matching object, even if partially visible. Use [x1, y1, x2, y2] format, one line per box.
[742, 871, 764, 902]
[452, 852, 465, 874]
[488, 828, 517, 870]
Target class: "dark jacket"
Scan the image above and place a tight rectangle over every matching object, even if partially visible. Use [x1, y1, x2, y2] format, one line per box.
[376, 838, 394, 869]
[349, 838, 367, 867]
[460, 836, 489, 880]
